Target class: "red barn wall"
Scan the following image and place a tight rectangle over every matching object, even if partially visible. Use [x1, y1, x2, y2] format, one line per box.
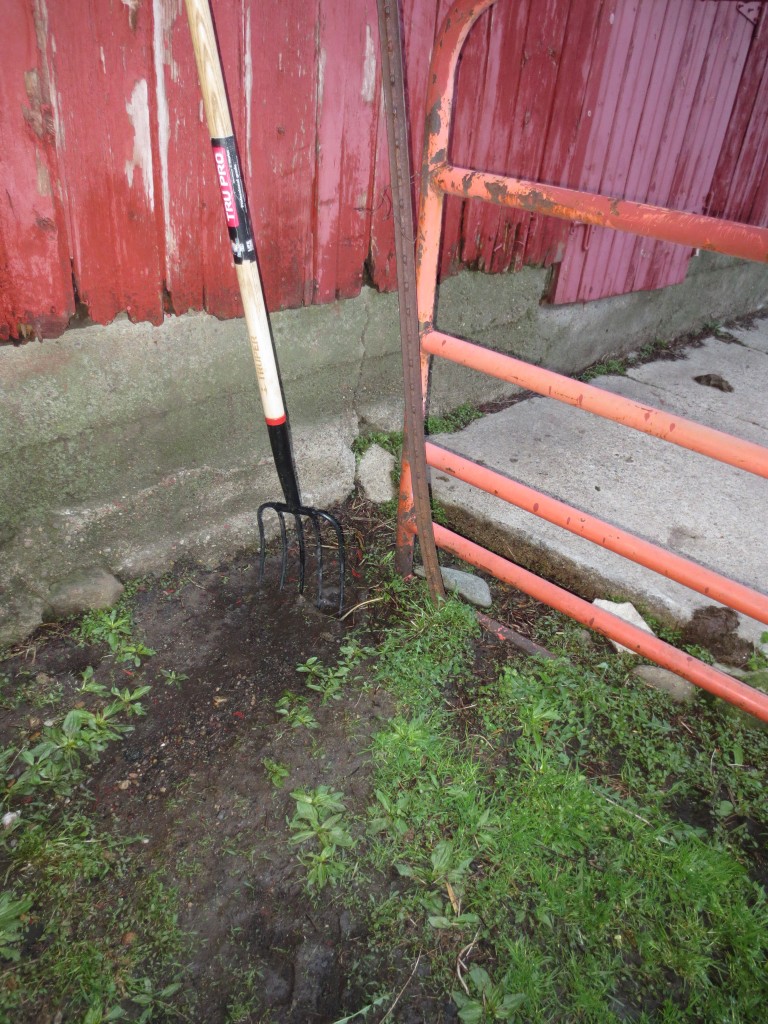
[1, 0, 766, 342]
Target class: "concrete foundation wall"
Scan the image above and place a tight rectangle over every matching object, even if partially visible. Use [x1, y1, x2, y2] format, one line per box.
[2, 253, 767, 644]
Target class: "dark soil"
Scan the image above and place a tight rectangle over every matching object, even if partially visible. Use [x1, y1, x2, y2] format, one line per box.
[1, 541, 405, 1022]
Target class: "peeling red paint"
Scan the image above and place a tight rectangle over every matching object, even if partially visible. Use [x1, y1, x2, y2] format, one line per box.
[0, 0, 766, 339]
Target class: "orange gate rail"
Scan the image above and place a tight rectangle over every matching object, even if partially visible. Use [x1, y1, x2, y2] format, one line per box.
[395, 0, 768, 722]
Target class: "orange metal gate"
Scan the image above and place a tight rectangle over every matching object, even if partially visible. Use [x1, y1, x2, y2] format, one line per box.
[394, 0, 768, 722]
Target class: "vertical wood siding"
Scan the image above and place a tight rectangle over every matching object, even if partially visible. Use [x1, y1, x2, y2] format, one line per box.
[1, 0, 72, 339]
[0, 0, 765, 341]
[552, 0, 754, 304]
[709, 5, 768, 225]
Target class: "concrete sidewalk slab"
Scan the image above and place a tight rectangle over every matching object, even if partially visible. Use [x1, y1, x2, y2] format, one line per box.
[431, 325, 768, 647]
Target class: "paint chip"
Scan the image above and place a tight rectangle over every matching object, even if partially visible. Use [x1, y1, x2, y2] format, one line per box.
[362, 24, 376, 103]
[125, 79, 155, 210]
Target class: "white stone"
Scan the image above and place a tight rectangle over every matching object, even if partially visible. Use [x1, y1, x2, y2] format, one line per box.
[356, 444, 397, 504]
[592, 599, 655, 654]
[415, 565, 492, 608]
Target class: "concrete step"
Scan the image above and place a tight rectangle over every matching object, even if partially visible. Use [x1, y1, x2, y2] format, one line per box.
[431, 321, 768, 648]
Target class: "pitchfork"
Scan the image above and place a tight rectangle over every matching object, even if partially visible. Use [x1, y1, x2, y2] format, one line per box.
[185, 0, 345, 613]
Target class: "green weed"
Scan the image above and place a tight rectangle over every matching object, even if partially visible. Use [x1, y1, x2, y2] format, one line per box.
[160, 668, 189, 688]
[275, 693, 319, 731]
[262, 758, 290, 788]
[77, 607, 156, 667]
[289, 786, 356, 891]
[337, 587, 768, 1022]
[0, 606, 186, 1022]
[425, 403, 483, 435]
[579, 356, 627, 381]
[747, 631, 768, 671]
[352, 403, 482, 464]
[296, 641, 370, 703]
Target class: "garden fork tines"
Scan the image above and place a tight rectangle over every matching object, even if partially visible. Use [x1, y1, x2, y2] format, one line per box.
[257, 500, 345, 614]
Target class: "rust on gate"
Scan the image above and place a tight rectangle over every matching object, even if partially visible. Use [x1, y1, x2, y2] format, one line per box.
[396, 0, 768, 722]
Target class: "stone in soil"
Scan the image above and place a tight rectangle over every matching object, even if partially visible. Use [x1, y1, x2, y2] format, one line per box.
[415, 565, 492, 608]
[631, 664, 698, 703]
[592, 599, 655, 654]
[356, 444, 397, 504]
[46, 567, 124, 618]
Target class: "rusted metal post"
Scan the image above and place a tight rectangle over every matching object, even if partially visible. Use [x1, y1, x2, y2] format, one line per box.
[377, 0, 445, 600]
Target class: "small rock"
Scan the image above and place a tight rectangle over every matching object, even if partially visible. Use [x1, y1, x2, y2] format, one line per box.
[631, 665, 698, 704]
[592, 599, 655, 654]
[2, 811, 20, 830]
[414, 566, 492, 608]
[262, 966, 292, 1008]
[47, 568, 124, 619]
[291, 940, 339, 1017]
[356, 444, 397, 503]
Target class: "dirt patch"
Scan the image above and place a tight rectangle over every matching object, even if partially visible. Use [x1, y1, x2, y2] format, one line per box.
[1, 548, 408, 1023]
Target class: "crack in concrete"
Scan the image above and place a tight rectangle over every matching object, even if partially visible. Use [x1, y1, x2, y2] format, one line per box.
[350, 292, 372, 438]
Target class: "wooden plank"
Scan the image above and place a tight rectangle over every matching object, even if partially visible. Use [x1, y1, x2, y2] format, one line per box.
[709, 7, 768, 220]
[454, 0, 532, 272]
[455, 0, 531, 273]
[553, 0, 641, 303]
[526, 0, 607, 269]
[600, 0, 688, 298]
[645, 4, 749, 289]
[575, 0, 666, 302]
[553, 0, 751, 305]
[366, 78, 395, 291]
[0, 0, 72, 339]
[155, 0, 208, 317]
[369, 0, 449, 291]
[44, 0, 165, 326]
[196, 0, 248, 319]
[594, 0, 673, 299]
[369, 0, 427, 292]
[246, 0, 320, 309]
[624, 2, 714, 293]
[723, 65, 768, 222]
[643, 2, 751, 292]
[311, 0, 381, 303]
[441, 0, 512, 276]
[498, 0, 571, 272]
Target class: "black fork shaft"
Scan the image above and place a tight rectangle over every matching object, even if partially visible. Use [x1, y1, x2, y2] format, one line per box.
[267, 419, 301, 508]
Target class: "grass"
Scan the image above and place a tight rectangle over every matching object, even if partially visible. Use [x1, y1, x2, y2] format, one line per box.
[352, 402, 483, 463]
[578, 338, 673, 382]
[0, 603, 187, 1023]
[309, 582, 768, 1023]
